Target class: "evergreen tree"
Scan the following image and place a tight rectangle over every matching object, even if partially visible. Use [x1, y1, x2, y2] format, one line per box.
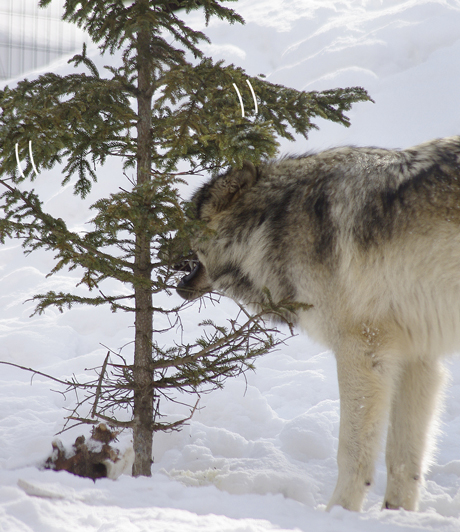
[0, 0, 372, 476]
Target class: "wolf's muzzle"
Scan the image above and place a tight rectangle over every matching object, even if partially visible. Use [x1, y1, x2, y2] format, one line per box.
[177, 261, 200, 298]
[176, 257, 209, 300]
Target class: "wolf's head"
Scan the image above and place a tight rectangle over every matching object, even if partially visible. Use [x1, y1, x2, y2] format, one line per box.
[176, 160, 258, 301]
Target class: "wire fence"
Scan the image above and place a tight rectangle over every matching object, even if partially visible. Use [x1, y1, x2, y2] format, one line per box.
[0, 0, 86, 81]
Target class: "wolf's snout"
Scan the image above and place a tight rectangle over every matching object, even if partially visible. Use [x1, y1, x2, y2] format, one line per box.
[176, 261, 207, 300]
[178, 261, 200, 287]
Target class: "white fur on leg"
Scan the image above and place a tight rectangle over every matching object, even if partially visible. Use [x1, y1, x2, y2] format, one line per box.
[327, 337, 398, 511]
[383, 359, 446, 510]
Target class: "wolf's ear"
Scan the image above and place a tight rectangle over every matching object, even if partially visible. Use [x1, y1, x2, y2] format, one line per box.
[208, 160, 258, 214]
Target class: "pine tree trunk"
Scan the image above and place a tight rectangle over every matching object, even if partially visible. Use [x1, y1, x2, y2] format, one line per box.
[132, 18, 154, 477]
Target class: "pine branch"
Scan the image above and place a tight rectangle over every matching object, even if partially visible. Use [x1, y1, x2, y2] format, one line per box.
[0, 177, 132, 272]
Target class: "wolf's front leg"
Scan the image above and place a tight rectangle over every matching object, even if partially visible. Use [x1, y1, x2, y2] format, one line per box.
[327, 339, 397, 511]
[384, 358, 445, 510]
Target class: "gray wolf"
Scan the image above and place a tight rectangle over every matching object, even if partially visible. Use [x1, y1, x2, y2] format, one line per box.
[176, 136, 460, 511]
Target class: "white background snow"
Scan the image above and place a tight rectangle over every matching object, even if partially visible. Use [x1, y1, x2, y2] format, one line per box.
[2, 0, 460, 530]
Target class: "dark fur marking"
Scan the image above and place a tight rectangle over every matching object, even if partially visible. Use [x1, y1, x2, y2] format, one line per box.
[355, 159, 460, 248]
[303, 185, 336, 259]
[212, 263, 254, 294]
[257, 211, 267, 226]
[268, 188, 297, 227]
[192, 183, 212, 220]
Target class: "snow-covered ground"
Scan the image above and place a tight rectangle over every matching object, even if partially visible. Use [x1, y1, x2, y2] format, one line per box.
[2, 1, 460, 530]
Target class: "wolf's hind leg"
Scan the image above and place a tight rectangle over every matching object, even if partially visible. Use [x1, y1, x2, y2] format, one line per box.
[327, 340, 398, 511]
[384, 358, 445, 511]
